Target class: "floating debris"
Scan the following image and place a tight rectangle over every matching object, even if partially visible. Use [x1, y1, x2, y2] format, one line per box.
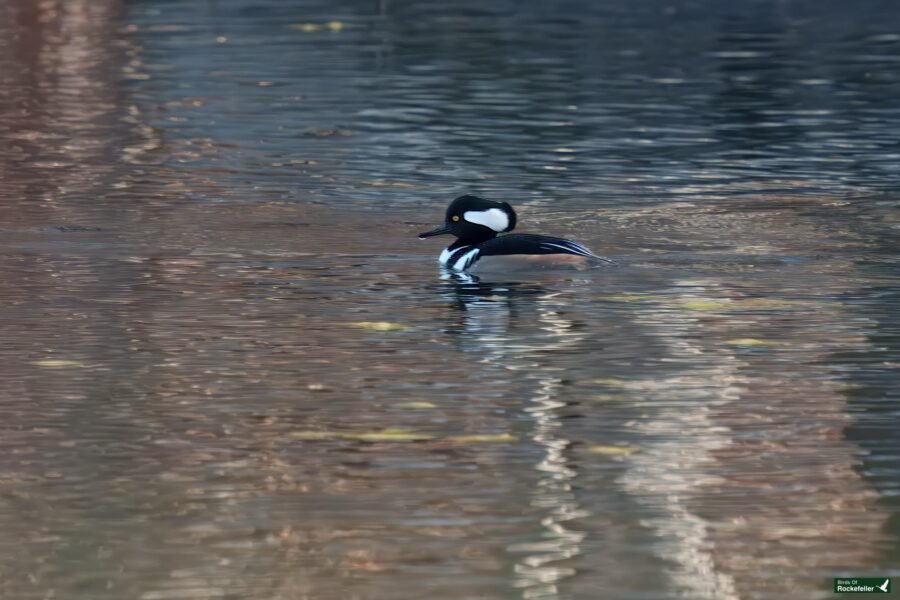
[304, 128, 356, 137]
[342, 429, 433, 442]
[447, 433, 516, 443]
[597, 294, 650, 302]
[32, 359, 87, 368]
[587, 378, 628, 387]
[286, 429, 519, 443]
[585, 445, 640, 456]
[350, 321, 410, 332]
[286, 431, 337, 440]
[725, 338, 779, 347]
[288, 21, 345, 32]
[677, 300, 729, 311]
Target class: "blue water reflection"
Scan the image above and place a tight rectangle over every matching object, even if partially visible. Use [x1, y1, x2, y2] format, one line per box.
[0, 0, 898, 599]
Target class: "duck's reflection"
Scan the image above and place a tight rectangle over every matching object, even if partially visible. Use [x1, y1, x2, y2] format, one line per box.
[437, 273, 589, 599]
[437, 271, 546, 348]
[435, 257, 890, 600]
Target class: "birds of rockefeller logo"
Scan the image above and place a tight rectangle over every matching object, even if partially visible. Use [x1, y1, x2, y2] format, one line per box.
[833, 578, 891, 594]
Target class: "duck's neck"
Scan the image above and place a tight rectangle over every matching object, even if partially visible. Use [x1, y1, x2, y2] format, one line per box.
[440, 235, 495, 267]
[448, 231, 496, 250]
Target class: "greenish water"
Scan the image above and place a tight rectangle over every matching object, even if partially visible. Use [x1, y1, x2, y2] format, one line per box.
[0, 1, 898, 599]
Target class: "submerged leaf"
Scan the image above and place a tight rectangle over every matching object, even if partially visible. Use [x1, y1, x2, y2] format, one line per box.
[306, 128, 355, 137]
[447, 433, 516, 443]
[587, 378, 628, 387]
[734, 298, 808, 308]
[288, 23, 323, 32]
[342, 428, 433, 442]
[586, 445, 639, 456]
[598, 295, 650, 302]
[358, 180, 422, 189]
[725, 338, 778, 347]
[678, 300, 729, 311]
[288, 21, 344, 32]
[287, 431, 337, 440]
[392, 401, 437, 409]
[350, 321, 410, 332]
[33, 359, 87, 368]
[590, 394, 620, 402]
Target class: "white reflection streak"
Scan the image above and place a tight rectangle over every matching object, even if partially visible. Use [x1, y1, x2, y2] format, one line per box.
[625, 393, 739, 600]
[509, 305, 586, 599]
[621, 288, 740, 600]
[451, 288, 588, 598]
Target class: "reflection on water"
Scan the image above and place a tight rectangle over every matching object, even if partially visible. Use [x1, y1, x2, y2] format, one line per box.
[1, 0, 899, 599]
[442, 279, 589, 598]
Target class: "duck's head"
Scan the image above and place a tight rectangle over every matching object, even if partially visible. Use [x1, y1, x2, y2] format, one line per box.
[418, 195, 517, 244]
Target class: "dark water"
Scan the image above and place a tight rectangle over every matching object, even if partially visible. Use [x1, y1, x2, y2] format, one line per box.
[1, 1, 899, 598]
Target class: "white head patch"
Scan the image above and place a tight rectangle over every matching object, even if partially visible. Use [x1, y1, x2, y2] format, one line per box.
[463, 208, 509, 232]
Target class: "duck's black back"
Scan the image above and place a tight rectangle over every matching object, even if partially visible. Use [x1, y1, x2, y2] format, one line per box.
[477, 234, 596, 258]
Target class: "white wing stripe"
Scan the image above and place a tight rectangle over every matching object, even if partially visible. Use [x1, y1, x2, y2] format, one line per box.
[539, 241, 595, 257]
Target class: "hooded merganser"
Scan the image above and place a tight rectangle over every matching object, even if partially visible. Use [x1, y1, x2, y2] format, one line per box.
[418, 195, 609, 272]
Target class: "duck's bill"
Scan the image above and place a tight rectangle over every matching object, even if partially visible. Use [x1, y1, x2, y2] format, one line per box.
[418, 224, 451, 238]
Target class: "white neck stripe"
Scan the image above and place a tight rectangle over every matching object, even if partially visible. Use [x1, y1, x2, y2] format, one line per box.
[438, 246, 480, 271]
[451, 248, 480, 271]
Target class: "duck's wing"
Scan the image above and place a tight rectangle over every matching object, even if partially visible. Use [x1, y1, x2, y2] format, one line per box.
[478, 234, 598, 259]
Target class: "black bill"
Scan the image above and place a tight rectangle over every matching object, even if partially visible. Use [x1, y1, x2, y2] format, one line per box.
[418, 224, 452, 239]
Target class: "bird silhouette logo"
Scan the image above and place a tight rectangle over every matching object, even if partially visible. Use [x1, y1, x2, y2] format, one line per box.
[877, 579, 890, 593]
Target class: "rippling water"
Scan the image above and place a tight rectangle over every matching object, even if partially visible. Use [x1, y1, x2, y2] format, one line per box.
[1, 1, 898, 599]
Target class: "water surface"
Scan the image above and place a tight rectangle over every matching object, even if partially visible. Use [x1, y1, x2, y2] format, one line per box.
[1, 1, 898, 599]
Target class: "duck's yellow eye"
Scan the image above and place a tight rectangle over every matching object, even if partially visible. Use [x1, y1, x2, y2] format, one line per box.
[451, 215, 460, 222]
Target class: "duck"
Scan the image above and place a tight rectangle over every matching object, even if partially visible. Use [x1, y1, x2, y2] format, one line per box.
[418, 195, 609, 272]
